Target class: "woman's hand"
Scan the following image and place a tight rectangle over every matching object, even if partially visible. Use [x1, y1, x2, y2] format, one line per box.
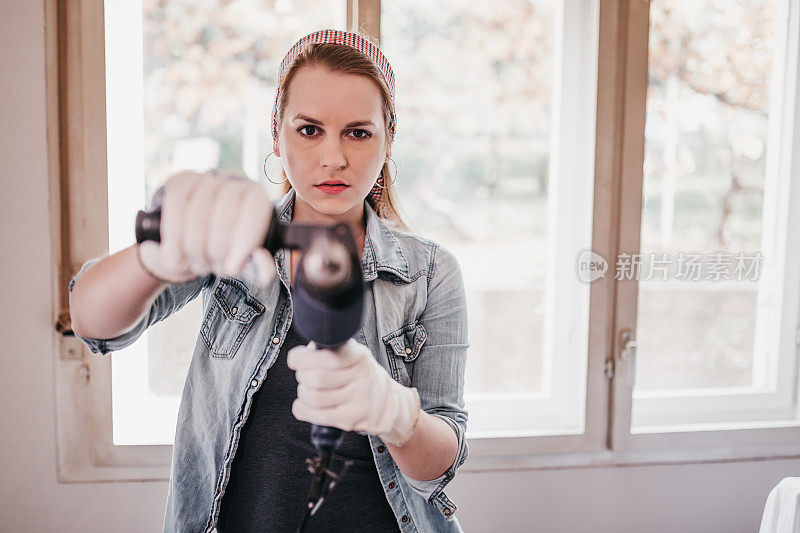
[137, 169, 277, 286]
[287, 338, 421, 447]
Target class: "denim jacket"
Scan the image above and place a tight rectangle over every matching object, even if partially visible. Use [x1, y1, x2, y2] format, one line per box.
[68, 188, 470, 532]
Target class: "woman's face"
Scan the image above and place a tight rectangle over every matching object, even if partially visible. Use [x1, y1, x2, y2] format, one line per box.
[275, 65, 388, 219]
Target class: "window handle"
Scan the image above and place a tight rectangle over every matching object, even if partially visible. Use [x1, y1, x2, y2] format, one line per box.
[620, 329, 638, 389]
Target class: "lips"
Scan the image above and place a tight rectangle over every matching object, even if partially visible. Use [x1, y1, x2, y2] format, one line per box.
[314, 181, 350, 195]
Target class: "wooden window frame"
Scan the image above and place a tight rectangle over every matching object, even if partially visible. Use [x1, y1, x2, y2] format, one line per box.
[609, 0, 800, 458]
[51, 0, 174, 482]
[51, 0, 800, 484]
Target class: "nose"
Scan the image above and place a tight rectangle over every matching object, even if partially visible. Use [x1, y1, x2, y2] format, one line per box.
[319, 135, 347, 170]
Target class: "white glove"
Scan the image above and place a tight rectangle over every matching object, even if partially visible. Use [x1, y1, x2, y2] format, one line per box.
[137, 169, 277, 286]
[287, 338, 422, 447]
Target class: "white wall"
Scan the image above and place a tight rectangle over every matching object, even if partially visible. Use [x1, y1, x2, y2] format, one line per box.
[0, 1, 796, 531]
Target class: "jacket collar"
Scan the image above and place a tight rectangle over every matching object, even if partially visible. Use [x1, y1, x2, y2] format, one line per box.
[272, 188, 411, 283]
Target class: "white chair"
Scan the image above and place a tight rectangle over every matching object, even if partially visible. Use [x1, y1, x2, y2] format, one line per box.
[760, 477, 800, 533]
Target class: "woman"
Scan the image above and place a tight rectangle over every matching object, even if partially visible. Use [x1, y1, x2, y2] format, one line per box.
[68, 30, 469, 532]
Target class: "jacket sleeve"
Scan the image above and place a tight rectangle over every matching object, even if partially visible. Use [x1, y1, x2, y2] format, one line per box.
[68, 256, 213, 356]
[399, 244, 469, 503]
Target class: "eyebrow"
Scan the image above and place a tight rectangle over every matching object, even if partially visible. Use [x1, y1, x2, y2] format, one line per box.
[292, 113, 375, 128]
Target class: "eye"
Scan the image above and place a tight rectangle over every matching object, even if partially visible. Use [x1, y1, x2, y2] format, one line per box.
[298, 125, 319, 137]
[347, 129, 372, 139]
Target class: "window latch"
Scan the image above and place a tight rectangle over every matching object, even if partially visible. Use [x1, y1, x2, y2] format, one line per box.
[619, 329, 638, 389]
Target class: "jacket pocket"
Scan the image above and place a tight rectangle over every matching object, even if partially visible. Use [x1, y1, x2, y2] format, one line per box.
[382, 321, 427, 385]
[201, 277, 265, 359]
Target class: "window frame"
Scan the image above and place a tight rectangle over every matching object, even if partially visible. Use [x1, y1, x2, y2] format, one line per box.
[444, 0, 602, 443]
[52, 0, 173, 482]
[52, 0, 800, 484]
[628, 0, 800, 431]
[609, 0, 800, 457]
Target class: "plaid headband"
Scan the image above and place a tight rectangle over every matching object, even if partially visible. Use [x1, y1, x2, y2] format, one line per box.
[270, 29, 397, 145]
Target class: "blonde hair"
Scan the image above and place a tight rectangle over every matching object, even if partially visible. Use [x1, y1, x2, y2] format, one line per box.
[272, 42, 409, 230]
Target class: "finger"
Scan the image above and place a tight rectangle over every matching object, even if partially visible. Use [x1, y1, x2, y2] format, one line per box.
[223, 183, 272, 277]
[287, 345, 358, 371]
[206, 179, 249, 275]
[335, 339, 369, 364]
[297, 381, 354, 409]
[251, 247, 277, 287]
[161, 171, 198, 269]
[183, 173, 225, 275]
[291, 399, 354, 431]
[294, 366, 360, 390]
[286, 346, 312, 370]
[291, 398, 314, 424]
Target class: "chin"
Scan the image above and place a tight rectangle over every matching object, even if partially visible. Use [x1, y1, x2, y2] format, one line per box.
[308, 202, 340, 214]
[311, 201, 359, 216]
[304, 194, 358, 214]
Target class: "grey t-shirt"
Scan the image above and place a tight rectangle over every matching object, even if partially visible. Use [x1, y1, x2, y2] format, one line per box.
[216, 319, 400, 532]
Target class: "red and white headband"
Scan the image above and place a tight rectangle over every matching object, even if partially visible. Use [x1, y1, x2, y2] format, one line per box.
[270, 29, 397, 145]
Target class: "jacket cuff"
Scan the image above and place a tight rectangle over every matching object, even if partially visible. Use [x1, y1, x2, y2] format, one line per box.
[68, 259, 112, 355]
[428, 412, 469, 475]
[68, 258, 142, 356]
[72, 331, 112, 356]
[398, 412, 468, 516]
[398, 468, 447, 501]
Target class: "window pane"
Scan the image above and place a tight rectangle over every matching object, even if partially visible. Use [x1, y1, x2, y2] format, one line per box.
[382, 0, 594, 435]
[106, 0, 341, 445]
[634, 0, 779, 403]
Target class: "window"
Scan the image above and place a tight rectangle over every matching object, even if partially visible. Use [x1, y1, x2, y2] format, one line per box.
[54, 0, 800, 482]
[106, 0, 342, 446]
[381, 0, 598, 437]
[608, 0, 800, 457]
[633, 0, 798, 430]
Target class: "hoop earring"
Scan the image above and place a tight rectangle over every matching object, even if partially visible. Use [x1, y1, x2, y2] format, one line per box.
[263, 151, 288, 184]
[375, 157, 398, 188]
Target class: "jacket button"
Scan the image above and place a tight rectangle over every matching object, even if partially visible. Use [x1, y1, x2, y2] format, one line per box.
[388, 481, 395, 489]
[250, 379, 258, 387]
[401, 515, 409, 523]
[231, 306, 238, 315]
[272, 336, 280, 344]
[444, 508, 452, 516]
[404, 347, 412, 354]
[377, 445, 386, 452]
